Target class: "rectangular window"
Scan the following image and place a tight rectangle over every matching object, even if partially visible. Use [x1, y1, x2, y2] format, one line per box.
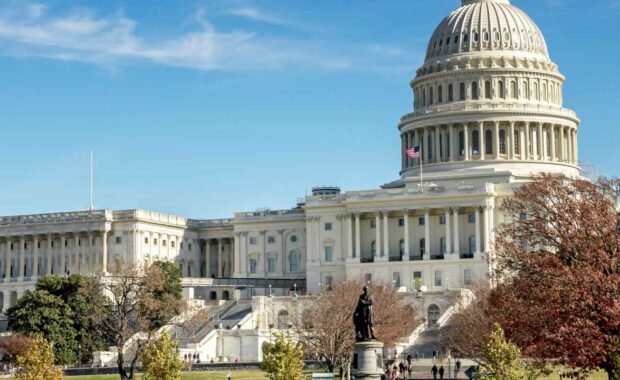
[188, 243, 192, 251]
[144, 237, 149, 244]
[268, 257, 276, 273]
[398, 218, 405, 227]
[250, 259, 257, 274]
[419, 217, 425, 226]
[180, 242, 184, 249]
[464, 269, 472, 286]
[435, 271, 443, 287]
[171, 241, 175, 248]
[413, 271, 422, 291]
[365, 273, 372, 286]
[154, 238, 158, 245]
[65, 240, 68, 247]
[392, 272, 401, 288]
[37, 242, 41, 249]
[325, 223, 332, 231]
[439, 215, 446, 225]
[370, 220, 376, 228]
[249, 237, 257, 245]
[162, 240, 167, 247]
[324, 246, 333, 262]
[325, 275, 333, 291]
[468, 214, 476, 223]
[115, 237, 121, 244]
[267, 236, 275, 244]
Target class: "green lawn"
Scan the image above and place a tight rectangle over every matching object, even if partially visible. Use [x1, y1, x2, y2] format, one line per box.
[65, 371, 268, 380]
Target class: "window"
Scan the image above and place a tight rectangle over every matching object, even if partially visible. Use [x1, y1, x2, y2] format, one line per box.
[438, 85, 443, 103]
[371, 241, 376, 258]
[325, 276, 333, 291]
[523, 81, 529, 99]
[250, 259, 257, 274]
[180, 242, 184, 249]
[365, 273, 372, 286]
[463, 33, 468, 43]
[499, 129, 506, 154]
[448, 84, 454, 102]
[459, 130, 465, 156]
[144, 237, 149, 244]
[454, 35, 459, 44]
[250, 237, 257, 245]
[468, 214, 476, 223]
[422, 88, 426, 106]
[420, 239, 426, 256]
[519, 212, 527, 221]
[290, 235, 297, 243]
[267, 236, 275, 244]
[469, 236, 476, 254]
[154, 238, 158, 245]
[485, 81, 491, 99]
[393, 272, 401, 288]
[472, 81, 479, 100]
[440, 237, 446, 255]
[189, 243, 192, 251]
[464, 269, 472, 286]
[289, 251, 299, 272]
[398, 218, 405, 227]
[534, 82, 539, 100]
[429, 87, 434, 105]
[459, 82, 466, 101]
[419, 217, 425, 226]
[511, 81, 517, 99]
[371, 220, 376, 228]
[413, 271, 423, 291]
[435, 271, 443, 286]
[446, 37, 450, 45]
[427, 134, 433, 160]
[115, 237, 121, 244]
[324, 246, 333, 262]
[162, 240, 167, 247]
[399, 239, 405, 256]
[268, 257, 276, 273]
[325, 223, 332, 231]
[499, 80, 505, 99]
[171, 241, 175, 248]
[485, 129, 493, 154]
[439, 215, 446, 225]
[472, 130, 480, 155]
[514, 130, 521, 155]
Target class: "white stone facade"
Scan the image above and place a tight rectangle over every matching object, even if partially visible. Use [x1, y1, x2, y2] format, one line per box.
[0, 0, 581, 313]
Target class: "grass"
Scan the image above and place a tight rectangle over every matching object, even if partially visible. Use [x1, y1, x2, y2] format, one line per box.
[65, 371, 268, 380]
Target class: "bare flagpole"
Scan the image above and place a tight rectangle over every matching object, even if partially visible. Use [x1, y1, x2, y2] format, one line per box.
[89, 150, 94, 211]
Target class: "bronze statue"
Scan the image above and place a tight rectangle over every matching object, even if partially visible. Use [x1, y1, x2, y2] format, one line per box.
[353, 286, 377, 341]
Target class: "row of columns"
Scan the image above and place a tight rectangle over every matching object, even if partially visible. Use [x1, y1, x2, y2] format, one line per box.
[345, 205, 493, 262]
[401, 122, 578, 169]
[205, 238, 233, 278]
[0, 231, 108, 282]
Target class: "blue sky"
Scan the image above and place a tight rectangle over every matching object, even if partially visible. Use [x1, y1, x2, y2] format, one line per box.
[1, 0, 619, 219]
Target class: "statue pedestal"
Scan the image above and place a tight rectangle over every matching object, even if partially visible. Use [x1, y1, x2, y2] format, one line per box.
[352, 340, 384, 380]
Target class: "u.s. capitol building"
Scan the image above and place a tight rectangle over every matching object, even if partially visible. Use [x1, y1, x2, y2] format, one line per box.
[0, 0, 580, 316]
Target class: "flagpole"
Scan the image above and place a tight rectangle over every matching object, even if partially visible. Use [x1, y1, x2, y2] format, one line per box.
[89, 150, 94, 211]
[420, 144, 423, 190]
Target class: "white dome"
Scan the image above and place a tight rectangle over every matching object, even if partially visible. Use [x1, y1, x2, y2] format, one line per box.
[425, 0, 549, 63]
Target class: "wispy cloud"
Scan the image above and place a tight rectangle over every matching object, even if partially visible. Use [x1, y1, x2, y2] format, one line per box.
[227, 6, 290, 26]
[0, 2, 419, 74]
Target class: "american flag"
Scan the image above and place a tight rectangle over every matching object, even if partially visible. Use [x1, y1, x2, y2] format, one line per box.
[406, 146, 421, 158]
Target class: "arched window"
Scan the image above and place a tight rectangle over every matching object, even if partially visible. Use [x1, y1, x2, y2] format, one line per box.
[427, 134, 433, 160]
[459, 82, 466, 101]
[448, 84, 454, 102]
[454, 35, 459, 44]
[371, 241, 376, 258]
[440, 238, 446, 256]
[485, 129, 493, 155]
[474, 32, 479, 42]
[463, 33, 469, 43]
[514, 130, 521, 155]
[399, 239, 405, 257]
[209, 291, 217, 300]
[485, 81, 491, 99]
[469, 236, 476, 254]
[423, 88, 426, 106]
[472, 130, 480, 155]
[499, 129, 506, 154]
[222, 291, 230, 300]
[420, 239, 426, 257]
[472, 81, 479, 100]
[289, 251, 299, 272]
[429, 87, 434, 105]
[484, 31, 489, 41]
[542, 83, 547, 101]
[459, 130, 465, 156]
[428, 304, 441, 325]
[438, 85, 443, 103]
[277, 310, 290, 329]
[546, 131, 551, 158]
[533, 82, 539, 100]
[511, 81, 517, 99]
[498, 80, 505, 99]
[523, 81, 529, 99]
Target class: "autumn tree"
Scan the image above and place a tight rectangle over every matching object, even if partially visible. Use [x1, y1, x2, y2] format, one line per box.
[261, 332, 305, 380]
[490, 174, 620, 379]
[14, 335, 63, 380]
[102, 260, 185, 380]
[475, 323, 523, 380]
[0, 334, 33, 368]
[295, 281, 420, 378]
[141, 331, 185, 380]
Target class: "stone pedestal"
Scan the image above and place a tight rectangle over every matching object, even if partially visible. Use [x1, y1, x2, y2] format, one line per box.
[352, 340, 384, 380]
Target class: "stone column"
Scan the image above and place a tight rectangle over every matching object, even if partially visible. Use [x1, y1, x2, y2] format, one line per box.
[403, 210, 410, 261]
[573, 128, 579, 164]
[453, 208, 460, 255]
[6, 238, 12, 279]
[538, 123, 544, 160]
[218, 238, 223, 277]
[483, 206, 491, 253]
[550, 124, 557, 161]
[434, 126, 441, 163]
[494, 121, 500, 159]
[401, 134, 406, 169]
[464, 124, 470, 160]
[479, 122, 485, 160]
[445, 208, 452, 255]
[205, 240, 212, 277]
[558, 126, 565, 161]
[382, 211, 389, 259]
[33, 235, 39, 279]
[374, 212, 381, 259]
[509, 122, 516, 160]
[525, 122, 531, 160]
[424, 209, 431, 259]
[450, 124, 456, 161]
[355, 213, 361, 261]
[46, 234, 52, 275]
[519, 124, 525, 159]
[475, 207, 481, 255]
[88, 232, 94, 274]
[423, 128, 429, 164]
[347, 214, 354, 260]
[75, 234, 80, 274]
[442, 126, 449, 162]
[102, 230, 108, 274]
[18, 236, 25, 280]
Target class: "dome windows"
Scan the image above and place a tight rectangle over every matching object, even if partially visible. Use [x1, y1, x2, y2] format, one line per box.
[454, 35, 459, 44]
[498, 81, 505, 99]
[448, 84, 454, 102]
[459, 83, 466, 101]
[484, 31, 490, 42]
[510, 81, 517, 99]
[438, 85, 443, 103]
[472, 81, 479, 100]
[463, 33, 468, 43]
[473, 32, 479, 43]
[485, 81, 492, 99]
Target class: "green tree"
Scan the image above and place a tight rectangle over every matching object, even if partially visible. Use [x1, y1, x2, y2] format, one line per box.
[141, 331, 185, 380]
[262, 333, 305, 380]
[476, 323, 523, 380]
[148, 261, 183, 329]
[14, 335, 63, 380]
[7, 290, 76, 364]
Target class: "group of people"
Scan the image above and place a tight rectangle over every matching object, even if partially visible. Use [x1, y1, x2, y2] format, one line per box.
[384, 355, 463, 380]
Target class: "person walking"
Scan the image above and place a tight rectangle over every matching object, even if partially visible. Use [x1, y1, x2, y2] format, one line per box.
[431, 364, 438, 380]
[439, 366, 445, 380]
[455, 359, 461, 374]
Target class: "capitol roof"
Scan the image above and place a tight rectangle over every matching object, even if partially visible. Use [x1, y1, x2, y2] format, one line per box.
[425, 0, 549, 63]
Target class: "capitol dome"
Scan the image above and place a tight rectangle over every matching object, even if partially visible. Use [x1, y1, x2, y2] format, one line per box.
[425, 0, 549, 63]
[398, 0, 580, 180]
